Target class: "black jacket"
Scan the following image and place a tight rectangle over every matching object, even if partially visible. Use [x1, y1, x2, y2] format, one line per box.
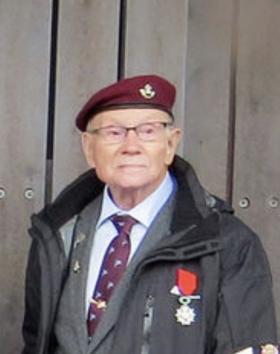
[22, 156, 278, 354]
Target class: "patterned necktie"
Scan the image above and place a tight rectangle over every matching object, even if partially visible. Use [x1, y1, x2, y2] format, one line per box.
[87, 214, 137, 338]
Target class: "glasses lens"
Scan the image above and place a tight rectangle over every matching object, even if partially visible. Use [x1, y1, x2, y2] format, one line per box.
[94, 122, 169, 143]
[137, 123, 165, 141]
[101, 126, 125, 142]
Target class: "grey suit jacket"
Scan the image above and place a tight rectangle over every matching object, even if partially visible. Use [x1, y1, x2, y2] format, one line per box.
[55, 191, 176, 354]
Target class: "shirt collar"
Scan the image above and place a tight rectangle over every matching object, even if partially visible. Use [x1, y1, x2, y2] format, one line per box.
[97, 172, 175, 229]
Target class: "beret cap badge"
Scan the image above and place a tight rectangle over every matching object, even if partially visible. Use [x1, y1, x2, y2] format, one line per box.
[139, 83, 156, 99]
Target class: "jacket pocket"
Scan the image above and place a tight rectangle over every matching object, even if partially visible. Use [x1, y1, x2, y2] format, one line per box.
[141, 295, 155, 354]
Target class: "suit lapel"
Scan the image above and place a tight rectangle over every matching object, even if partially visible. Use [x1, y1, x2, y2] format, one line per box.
[67, 195, 103, 350]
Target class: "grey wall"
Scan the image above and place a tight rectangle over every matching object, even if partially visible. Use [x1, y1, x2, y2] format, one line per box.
[0, 0, 279, 352]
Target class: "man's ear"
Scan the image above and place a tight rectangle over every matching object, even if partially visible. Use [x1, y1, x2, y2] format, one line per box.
[165, 128, 182, 165]
[81, 132, 96, 168]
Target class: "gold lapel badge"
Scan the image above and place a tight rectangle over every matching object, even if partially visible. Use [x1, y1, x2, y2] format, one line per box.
[139, 83, 156, 99]
[74, 233, 86, 249]
[73, 260, 81, 273]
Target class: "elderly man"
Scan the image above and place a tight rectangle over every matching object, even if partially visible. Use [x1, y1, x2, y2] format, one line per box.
[22, 75, 278, 354]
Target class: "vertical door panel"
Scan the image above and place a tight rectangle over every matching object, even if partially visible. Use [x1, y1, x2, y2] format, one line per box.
[0, 1, 51, 352]
[185, 0, 233, 197]
[233, 0, 280, 334]
[125, 0, 189, 138]
[52, 0, 120, 197]
[125, 0, 233, 198]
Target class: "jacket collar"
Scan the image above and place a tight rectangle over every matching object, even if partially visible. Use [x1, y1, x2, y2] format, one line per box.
[38, 155, 232, 231]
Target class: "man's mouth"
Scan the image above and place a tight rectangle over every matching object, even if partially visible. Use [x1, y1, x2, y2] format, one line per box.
[118, 163, 147, 171]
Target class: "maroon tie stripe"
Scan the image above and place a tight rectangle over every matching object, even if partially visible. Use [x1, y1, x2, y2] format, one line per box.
[87, 214, 137, 338]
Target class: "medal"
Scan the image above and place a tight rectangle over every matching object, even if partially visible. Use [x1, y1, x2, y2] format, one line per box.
[175, 296, 196, 326]
[171, 268, 200, 326]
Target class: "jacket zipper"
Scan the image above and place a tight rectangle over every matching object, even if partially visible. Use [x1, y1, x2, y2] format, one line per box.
[141, 295, 155, 354]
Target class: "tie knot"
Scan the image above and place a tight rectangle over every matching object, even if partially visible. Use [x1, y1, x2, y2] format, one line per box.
[111, 214, 137, 235]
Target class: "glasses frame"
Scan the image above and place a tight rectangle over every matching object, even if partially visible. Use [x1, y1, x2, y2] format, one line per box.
[86, 120, 173, 143]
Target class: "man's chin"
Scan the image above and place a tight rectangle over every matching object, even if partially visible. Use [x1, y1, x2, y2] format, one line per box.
[111, 177, 150, 193]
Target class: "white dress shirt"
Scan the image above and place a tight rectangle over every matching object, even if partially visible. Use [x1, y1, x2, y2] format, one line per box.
[85, 172, 175, 312]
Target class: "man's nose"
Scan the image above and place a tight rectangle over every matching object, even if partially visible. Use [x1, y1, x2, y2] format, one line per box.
[125, 128, 140, 140]
[121, 129, 141, 149]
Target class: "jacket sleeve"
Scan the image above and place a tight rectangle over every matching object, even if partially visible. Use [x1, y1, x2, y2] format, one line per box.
[213, 214, 278, 353]
[22, 239, 41, 354]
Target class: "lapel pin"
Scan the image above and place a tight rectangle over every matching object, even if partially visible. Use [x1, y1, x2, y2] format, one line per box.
[74, 233, 86, 249]
[73, 260, 81, 273]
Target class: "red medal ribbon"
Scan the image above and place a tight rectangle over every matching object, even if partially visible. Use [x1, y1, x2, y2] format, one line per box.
[176, 268, 198, 295]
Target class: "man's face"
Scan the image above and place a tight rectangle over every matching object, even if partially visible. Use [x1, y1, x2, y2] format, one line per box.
[81, 108, 181, 205]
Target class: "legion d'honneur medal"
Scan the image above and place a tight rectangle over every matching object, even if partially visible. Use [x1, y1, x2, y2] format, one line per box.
[170, 268, 200, 326]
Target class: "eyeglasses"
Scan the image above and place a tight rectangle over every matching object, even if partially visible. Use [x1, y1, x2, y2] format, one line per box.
[86, 121, 173, 143]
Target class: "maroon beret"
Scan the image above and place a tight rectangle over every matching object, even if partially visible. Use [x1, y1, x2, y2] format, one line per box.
[76, 74, 176, 131]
